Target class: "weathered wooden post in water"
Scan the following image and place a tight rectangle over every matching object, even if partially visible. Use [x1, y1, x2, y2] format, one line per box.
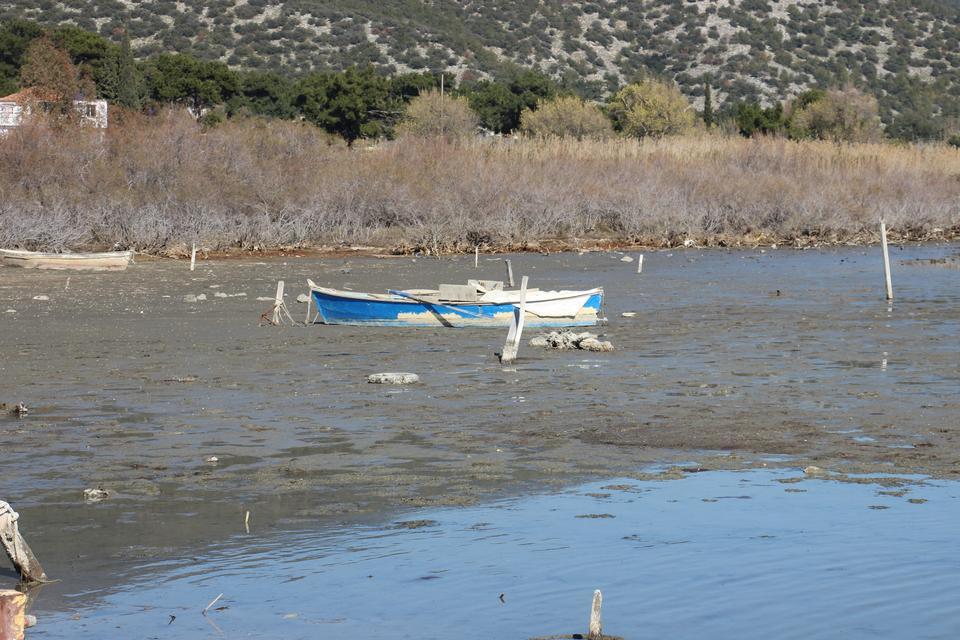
[190, 242, 197, 272]
[637, 254, 644, 274]
[504, 259, 515, 288]
[0, 589, 27, 640]
[588, 589, 603, 640]
[474, 245, 479, 269]
[499, 276, 528, 365]
[0, 502, 46, 584]
[879, 218, 893, 301]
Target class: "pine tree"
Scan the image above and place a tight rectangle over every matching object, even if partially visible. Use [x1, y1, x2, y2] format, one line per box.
[100, 30, 140, 109]
[703, 83, 714, 128]
[116, 31, 140, 109]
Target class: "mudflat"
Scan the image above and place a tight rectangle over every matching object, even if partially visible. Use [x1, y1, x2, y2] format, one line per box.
[1, 245, 958, 592]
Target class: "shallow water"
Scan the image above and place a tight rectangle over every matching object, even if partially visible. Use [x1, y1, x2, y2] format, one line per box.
[2, 244, 960, 631]
[28, 469, 960, 639]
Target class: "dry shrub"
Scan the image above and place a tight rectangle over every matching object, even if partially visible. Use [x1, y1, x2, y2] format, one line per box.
[0, 113, 958, 253]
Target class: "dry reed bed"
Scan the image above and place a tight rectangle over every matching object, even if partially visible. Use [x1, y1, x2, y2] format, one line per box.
[0, 111, 958, 253]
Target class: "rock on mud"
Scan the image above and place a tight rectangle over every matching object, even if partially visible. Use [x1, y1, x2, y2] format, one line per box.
[367, 372, 420, 385]
[83, 488, 111, 503]
[619, 255, 634, 262]
[529, 330, 614, 352]
[296, 294, 309, 303]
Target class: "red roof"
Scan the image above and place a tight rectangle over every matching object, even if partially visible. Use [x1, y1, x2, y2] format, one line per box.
[0, 87, 64, 104]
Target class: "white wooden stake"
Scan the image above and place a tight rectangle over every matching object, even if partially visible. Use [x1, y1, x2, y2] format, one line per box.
[879, 219, 893, 301]
[588, 590, 603, 640]
[304, 291, 312, 325]
[190, 243, 197, 272]
[505, 259, 515, 287]
[500, 276, 528, 365]
[474, 245, 479, 269]
[272, 280, 285, 325]
[637, 253, 644, 274]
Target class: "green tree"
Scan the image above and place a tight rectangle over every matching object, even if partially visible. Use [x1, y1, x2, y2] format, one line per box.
[732, 101, 785, 136]
[788, 85, 882, 143]
[147, 54, 240, 119]
[465, 80, 520, 133]
[99, 31, 141, 109]
[519, 95, 612, 140]
[463, 67, 557, 133]
[230, 71, 294, 119]
[396, 88, 478, 139]
[293, 66, 395, 144]
[0, 19, 44, 96]
[608, 78, 696, 138]
[703, 83, 714, 127]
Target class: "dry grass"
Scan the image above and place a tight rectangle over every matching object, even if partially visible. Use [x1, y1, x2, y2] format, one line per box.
[1, 112, 958, 254]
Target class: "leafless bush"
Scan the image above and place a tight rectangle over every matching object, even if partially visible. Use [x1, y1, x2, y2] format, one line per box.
[0, 113, 958, 253]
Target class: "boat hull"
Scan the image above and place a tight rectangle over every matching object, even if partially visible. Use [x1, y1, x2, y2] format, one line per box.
[310, 287, 604, 328]
[0, 249, 133, 271]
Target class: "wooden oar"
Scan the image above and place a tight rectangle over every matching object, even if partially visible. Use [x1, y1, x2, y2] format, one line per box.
[387, 289, 483, 318]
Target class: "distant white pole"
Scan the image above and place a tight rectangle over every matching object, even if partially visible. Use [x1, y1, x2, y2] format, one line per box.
[637, 253, 644, 274]
[505, 259, 515, 287]
[272, 280, 285, 325]
[879, 219, 893, 301]
[190, 242, 197, 272]
[475, 245, 479, 269]
[440, 73, 445, 137]
[588, 590, 603, 640]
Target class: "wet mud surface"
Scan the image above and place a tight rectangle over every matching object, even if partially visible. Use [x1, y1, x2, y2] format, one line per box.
[1, 244, 959, 604]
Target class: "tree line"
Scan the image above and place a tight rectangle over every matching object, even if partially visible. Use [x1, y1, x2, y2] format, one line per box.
[2, 17, 958, 147]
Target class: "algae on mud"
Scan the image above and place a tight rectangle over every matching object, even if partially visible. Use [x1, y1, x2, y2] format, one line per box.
[0, 244, 958, 607]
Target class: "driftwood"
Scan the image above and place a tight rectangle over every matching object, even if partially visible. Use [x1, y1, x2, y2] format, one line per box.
[0, 502, 47, 584]
[0, 589, 26, 640]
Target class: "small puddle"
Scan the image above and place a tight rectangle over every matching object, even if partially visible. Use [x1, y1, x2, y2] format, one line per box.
[30, 469, 960, 639]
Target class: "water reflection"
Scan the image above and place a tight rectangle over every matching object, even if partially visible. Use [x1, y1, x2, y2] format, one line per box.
[34, 469, 960, 640]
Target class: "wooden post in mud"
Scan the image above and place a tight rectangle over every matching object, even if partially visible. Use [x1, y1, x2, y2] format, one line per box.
[499, 276, 528, 365]
[272, 280, 284, 325]
[588, 590, 603, 640]
[303, 291, 312, 325]
[505, 259, 515, 288]
[637, 254, 644, 274]
[190, 243, 197, 272]
[474, 245, 479, 269]
[0, 502, 47, 584]
[879, 219, 893, 301]
[0, 589, 27, 640]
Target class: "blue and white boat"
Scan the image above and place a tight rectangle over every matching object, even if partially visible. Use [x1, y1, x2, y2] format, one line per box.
[306, 279, 604, 328]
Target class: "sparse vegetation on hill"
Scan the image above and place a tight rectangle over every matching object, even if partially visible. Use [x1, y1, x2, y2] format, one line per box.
[2, 0, 960, 137]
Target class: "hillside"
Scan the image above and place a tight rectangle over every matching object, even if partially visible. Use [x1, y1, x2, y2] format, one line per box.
[2, 0, 960, 121]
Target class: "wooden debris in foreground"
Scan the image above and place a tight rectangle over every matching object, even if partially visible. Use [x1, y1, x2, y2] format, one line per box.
[0, 589, 27, 640]
[587, 590, 602, 640]
[0, 502, 47, 584]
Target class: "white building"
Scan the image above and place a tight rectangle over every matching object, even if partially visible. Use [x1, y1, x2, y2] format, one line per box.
[0, 88, 108, 133]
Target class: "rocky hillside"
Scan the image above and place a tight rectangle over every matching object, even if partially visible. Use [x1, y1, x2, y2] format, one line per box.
[3, 0, 960, 117]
